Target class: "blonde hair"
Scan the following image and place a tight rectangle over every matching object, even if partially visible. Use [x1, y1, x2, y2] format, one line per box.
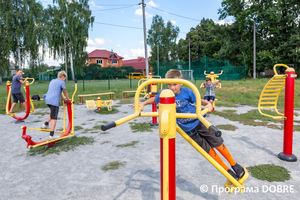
[165, 69, 182, 79]
[58, 71, 67, 78]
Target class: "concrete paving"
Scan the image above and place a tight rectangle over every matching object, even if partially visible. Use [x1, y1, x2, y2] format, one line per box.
[0, 100, 299, 200]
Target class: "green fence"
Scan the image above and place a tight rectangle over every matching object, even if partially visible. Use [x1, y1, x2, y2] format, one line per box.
[157, 56, 246, 81]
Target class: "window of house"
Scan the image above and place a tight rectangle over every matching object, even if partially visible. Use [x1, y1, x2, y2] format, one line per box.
[97, 59, 103, 64]
[107, 60, 110, 65]
[112, 60, 117, 64]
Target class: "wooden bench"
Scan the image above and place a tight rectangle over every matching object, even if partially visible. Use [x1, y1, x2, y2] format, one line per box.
[78, 92, 114, 104]
[122, 91, 136, 99]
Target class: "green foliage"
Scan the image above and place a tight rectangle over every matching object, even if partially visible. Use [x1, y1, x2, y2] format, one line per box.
[129, 122, 157, 132]
[247, 164, 291, 182]
[101, 161, 126, 171]
[27, 136, 95, 157]
[215, 124, 238, 131]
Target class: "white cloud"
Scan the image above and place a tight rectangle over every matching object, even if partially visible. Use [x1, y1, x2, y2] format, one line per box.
[94, 38, 105, 46]
[135, 8, 153, 18]
[122, 48, 151, 60]
[147, 1, 158, 8]
[170, 20, 176, 25]
[214, 20, 233, 25]
[116, 44, 121, 47]
[133, 19, 141, 22]
[139, 41, 144, 44]
[89, 1, 102, 8]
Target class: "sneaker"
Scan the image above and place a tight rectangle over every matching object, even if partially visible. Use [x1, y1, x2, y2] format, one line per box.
[232, 163, 245, 178]
[227, 169, 238, 180]
[41, 124, 49, 129]
[48, 136, 56, 141]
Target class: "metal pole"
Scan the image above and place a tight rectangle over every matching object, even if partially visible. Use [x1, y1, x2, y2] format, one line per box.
[82, 66, 85, 92]
[253, 20, 256, 79]
[18, 41, 21, 69]
[189, 37, 191, 79]
[278, 68, 297, 162]
[157, 43, 159, 76]
[140, 0, 149, 77]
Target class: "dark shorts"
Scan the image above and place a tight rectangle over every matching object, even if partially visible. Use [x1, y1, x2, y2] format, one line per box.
[47, 104, 59, 120]
[12, 93, 25, 103]
[185, 122, 223, 153]
[204, 96, 215, 101]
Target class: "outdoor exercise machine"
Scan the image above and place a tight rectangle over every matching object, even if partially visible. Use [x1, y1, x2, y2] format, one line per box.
[200, 70, 223, 111]
[101, 78, 248, 200]
[258, 64, 297, 162]
[21, 80, 77, 149]
[85, 97, 114, 112]
[6, 78, 35, 123]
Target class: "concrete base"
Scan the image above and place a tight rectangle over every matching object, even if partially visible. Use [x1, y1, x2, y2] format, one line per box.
[278, 152, 297, 162]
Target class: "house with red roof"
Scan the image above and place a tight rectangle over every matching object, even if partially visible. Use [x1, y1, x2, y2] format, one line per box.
[87, 49, 123, 67]
[122, 57, 152, 74]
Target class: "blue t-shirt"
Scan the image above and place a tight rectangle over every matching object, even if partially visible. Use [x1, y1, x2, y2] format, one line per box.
[11, 75, 22, 94]
[45, 78, 66, 106]
[155, 87, 200, 132]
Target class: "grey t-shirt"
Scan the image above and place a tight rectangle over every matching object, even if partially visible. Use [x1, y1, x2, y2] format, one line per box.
[11, 75, 22, 94]
[205, 82, 215, 96]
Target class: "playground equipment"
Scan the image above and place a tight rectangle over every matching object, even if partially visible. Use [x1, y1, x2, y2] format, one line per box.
[79, 92, 114, 104]
[21, 80, 77, 149]
[138, 73, 162, 99]
[6, 78, 35, 123]
[258, 64, 297, 162]
[85, 97, 114, 112]
[129, 72, 146, 79]
[101, 78, 249, 199]
[200, 70, 223, 111]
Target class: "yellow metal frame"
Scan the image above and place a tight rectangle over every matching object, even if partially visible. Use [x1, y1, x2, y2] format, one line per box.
[85, 99, 114, 111]
[258, 64, 296, 119]
[6, 81, 35, 117]
[200, 70, 223, 88]
[138, 75, 163, 99]
[22, 78, 35, 85]
[103, 78, 249, 198]
[21, 82, 77, 148]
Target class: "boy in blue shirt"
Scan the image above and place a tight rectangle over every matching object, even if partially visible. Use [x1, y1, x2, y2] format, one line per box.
[138, 69, 244, 180]
[9, 69, 28, 113]
[41, 71, 70, 140]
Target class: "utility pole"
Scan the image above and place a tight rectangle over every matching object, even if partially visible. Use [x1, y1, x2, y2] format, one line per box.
[157, 43, 159, 76]
[139, 0, 149, 77]
[253, 20, 256, 79]
[189, 37, 191, 79]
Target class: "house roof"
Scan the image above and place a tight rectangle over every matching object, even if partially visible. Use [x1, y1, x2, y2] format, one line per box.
[122, 57, 150, 70]
[88, 49, 123, 60]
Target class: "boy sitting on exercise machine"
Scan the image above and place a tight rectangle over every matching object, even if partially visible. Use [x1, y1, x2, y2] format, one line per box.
[201, 78, 219, 105]
[137, 69, 244, 180]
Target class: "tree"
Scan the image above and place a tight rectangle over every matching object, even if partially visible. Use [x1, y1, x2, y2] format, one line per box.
[147, 15, 180, 73]
[45, 0, 94, 80]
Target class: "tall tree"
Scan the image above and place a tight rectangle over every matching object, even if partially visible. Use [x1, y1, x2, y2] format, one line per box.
[45, 0, 94, 80]
[147, 15, 180, 73]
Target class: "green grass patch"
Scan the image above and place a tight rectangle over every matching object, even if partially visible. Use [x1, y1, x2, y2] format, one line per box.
[215, 124, 238, 131]
[27, 136, 95, 157]
[213, 109, 283, 128]
[101, 132, 109, 134]
[222, 109, 237, 113]
[101, 141, 110, 144]
[33, 120, 42, 123]
[116, 141, 139, 148]
[101, 161, 126, 171]
[93, 107, 120, 114]
[82, 124, 103, 134]
[247, 164, 291, 182]
[74, 126, 84, 131]
[88, 119, 95, 121]
[32, 111, 47, 116]
[81, 123, 86, 125]
[129, 122, 157, 132]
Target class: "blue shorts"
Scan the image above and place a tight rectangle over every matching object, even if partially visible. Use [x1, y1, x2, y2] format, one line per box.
[204, 96, 215, 101]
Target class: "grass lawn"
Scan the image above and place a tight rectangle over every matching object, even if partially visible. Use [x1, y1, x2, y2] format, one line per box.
[1, 78, 300, 115]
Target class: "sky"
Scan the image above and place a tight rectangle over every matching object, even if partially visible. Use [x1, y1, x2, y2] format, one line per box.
[37, 0, 233, 67]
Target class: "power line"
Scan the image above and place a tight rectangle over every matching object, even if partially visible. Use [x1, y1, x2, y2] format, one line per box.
[92, 5, 137, 12]
[151, 7, 200, 22]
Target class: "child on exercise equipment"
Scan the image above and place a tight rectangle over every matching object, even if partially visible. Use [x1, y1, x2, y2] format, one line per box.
[137, 69, 244, 180]
[41, 71, 70, 140]
[201, 78, 219, 104]
[9, 69, 28, 113]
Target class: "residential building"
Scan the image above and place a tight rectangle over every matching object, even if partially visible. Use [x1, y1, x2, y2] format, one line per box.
[87, 49, 123, 67]
[122, 57, 152, 75]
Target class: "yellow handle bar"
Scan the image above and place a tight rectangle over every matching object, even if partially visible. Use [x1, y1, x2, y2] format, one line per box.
[273, 64, 289, 75]
[23, 78, 35, 85]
